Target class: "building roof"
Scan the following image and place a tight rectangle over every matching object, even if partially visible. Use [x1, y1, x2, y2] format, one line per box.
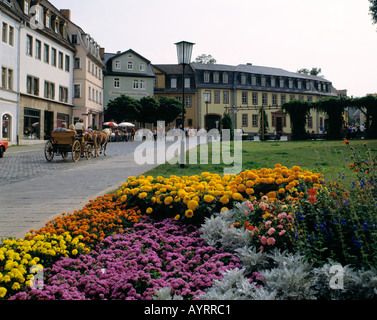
[191, 62, 332, 83]
[152, 64, 195, 75]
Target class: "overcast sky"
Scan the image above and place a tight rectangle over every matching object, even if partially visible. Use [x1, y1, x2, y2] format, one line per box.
[52, 0, 377, 98]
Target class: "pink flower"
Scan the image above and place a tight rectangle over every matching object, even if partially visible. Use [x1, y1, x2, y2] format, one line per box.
[246, 201, 254, 211]
[280, 212, 287, 219]
[261, 236, 267, 245]
[268, 228, 276, 236]
[278, 224, 284, 229]
[279, 230, 286, 236]
[265, 221, 272, 229]
[267, 237, 276, 246]
[287, 215, 294, 222]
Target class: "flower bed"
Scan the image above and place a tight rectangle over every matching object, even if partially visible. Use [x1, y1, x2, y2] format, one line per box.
[1, 150, 377, 300]
[10, 219, 244, 300]
[118, 165, 322, 224]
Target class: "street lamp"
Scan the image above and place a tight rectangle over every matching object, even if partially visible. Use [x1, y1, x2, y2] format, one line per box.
[203, 91, 211, 131]
[175, 41, 195, 168]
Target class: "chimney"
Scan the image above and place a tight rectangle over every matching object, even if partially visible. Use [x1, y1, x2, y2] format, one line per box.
[60, 9, 71, 20]
[100, 47, 105, 60]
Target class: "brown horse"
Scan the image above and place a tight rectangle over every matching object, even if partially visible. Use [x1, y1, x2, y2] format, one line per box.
[93, 128, 111, 157]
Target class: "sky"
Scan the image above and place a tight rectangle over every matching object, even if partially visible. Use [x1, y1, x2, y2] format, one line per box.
[52, 0, 377, 98]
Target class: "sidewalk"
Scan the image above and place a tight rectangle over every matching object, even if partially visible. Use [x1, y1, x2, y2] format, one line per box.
[0, 138, 201, 239]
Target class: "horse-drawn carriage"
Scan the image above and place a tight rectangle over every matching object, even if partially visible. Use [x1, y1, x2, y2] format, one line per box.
[44, 129, 111, 163]
[44, 131, 93, 162]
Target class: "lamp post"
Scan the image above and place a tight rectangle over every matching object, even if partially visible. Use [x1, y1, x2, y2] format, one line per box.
[175, 41, 195, 168]
[203, 91, 211, 131]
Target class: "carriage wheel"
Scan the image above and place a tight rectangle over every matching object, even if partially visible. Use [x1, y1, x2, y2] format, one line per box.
[44, 141, 54, 162]
[72, 140, 81, 163]
[61, 152, 69, 160]
[85, 144, 93, 160]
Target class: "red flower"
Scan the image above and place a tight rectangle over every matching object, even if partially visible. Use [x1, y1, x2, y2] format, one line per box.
[309, 195, 317, 204]
[308, 188, 317, 196]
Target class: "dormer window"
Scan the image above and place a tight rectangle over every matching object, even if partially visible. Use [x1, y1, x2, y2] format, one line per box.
[45, 13, 51, 29]
[24, 0, 30, 15]
[223, 73, 228, 84]
[54, 18, 59, 34]
[240, 74, 246, 85]
[204, 72, 210, 83]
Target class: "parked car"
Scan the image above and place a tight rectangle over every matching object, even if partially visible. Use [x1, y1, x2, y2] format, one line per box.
[0, 141, 8, 158]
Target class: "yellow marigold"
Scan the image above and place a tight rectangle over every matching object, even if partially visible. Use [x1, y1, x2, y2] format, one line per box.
[138, 192, 148, 199]
[220, 195, 229, 205]
[266, 191, 276, 199]
[246, 188, 254, 195]
[237, 184, 246, 192]
[232, 193, 243, 201]
[174, 214, 180, 220]
[146, 207, 153, 214]
[245, 180, 254, 188]
[164, 196, 173, 205]
[278, 188, 286, 194]
[187, 200, 199, 211]
[185, 209, 194, 218]
[0, 287, 7, 298]
[203, 195, 215, 203]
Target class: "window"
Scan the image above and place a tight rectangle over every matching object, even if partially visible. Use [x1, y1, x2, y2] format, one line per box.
[1, 67, 6, 89]
[26, 75, 39, 96]
[261, 77, 266, 87]
[65, 55, 70, 72]
[289, 79, 294, 89]
[241, 74, 246, 85]
[24, 1, 30, 15]
[2, 23, 8, 43]
[127, 61, 133, 70]
[290, 95, 295, 101]
[252, 92, 258, 105]
[7, 69, 13, 90]
[114, 78, 120, 88]
[35, 39, 41, 60]
[51, 48, 56, 66]
[43, 44, 49, 63]
[271, 77, 276, 87]
[262, 93, 268, 105]
[46, 15, 50, 29]
[297, 80, 302, 90]
[213, 73, 219, 83]
[88, 86, 91, 100]
[281, 95, 286, 105]
[306, 81, 311, 91]
[185, 78, 190, 89]
[88, 60, 91, 72]
[185, 96, 192, 107]
[140, 80, 146, 89]
[139, 63, 145, 71]
[26, 34, 33, 56]
[307, 116, 313, 129]
[24, 108, 40, 140]
[8, 26, 14, 46]
[59, 86, 68, 103]
[58, 52, 63, 69]
[223, 91, 229, 104]
[242, 92, 248, 104]
[272, 94, 277, 106]
[57, 113, 69, 128]
[223, 73, 228, 84]
[280, 78, 285, 88]
[44, 81, 55, 99]
[252, 114, 258, 127]
[214, 91, 220, 104]
[307, 96, 313, 102]
[133, 79, 139, 89]
[115, 60, 121, 69]
[242, 114, 248, 127]
[251, 75, 257, 86]
[204, 72, 210, 83]
[73, 84, 81, 98]
[74, 58, 81, 69]
[171, 78, 177, 89]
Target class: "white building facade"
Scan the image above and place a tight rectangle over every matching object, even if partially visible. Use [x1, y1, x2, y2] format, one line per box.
[0, 0, 21, 144]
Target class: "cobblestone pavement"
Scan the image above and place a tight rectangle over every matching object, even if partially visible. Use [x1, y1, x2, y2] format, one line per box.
[0, 139, 195, 239]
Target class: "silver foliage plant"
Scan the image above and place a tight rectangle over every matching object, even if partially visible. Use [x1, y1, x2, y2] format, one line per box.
[198, 201, 377, 300]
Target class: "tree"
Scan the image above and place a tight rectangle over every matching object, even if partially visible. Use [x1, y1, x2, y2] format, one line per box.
[194, 54, 217, 64]
[105, 95, 141, 123]
[258, 108, 269, 138]
[297, 67, 323, 76]
[157, 96, 184, 125]
[354, 95, 377, 138]
[369, 0, 377, 25]
[314, 97, 350, 140]
[282, 100, 312, 140]
[137, 96, 159, 126]
[220, 112, 234, 140]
